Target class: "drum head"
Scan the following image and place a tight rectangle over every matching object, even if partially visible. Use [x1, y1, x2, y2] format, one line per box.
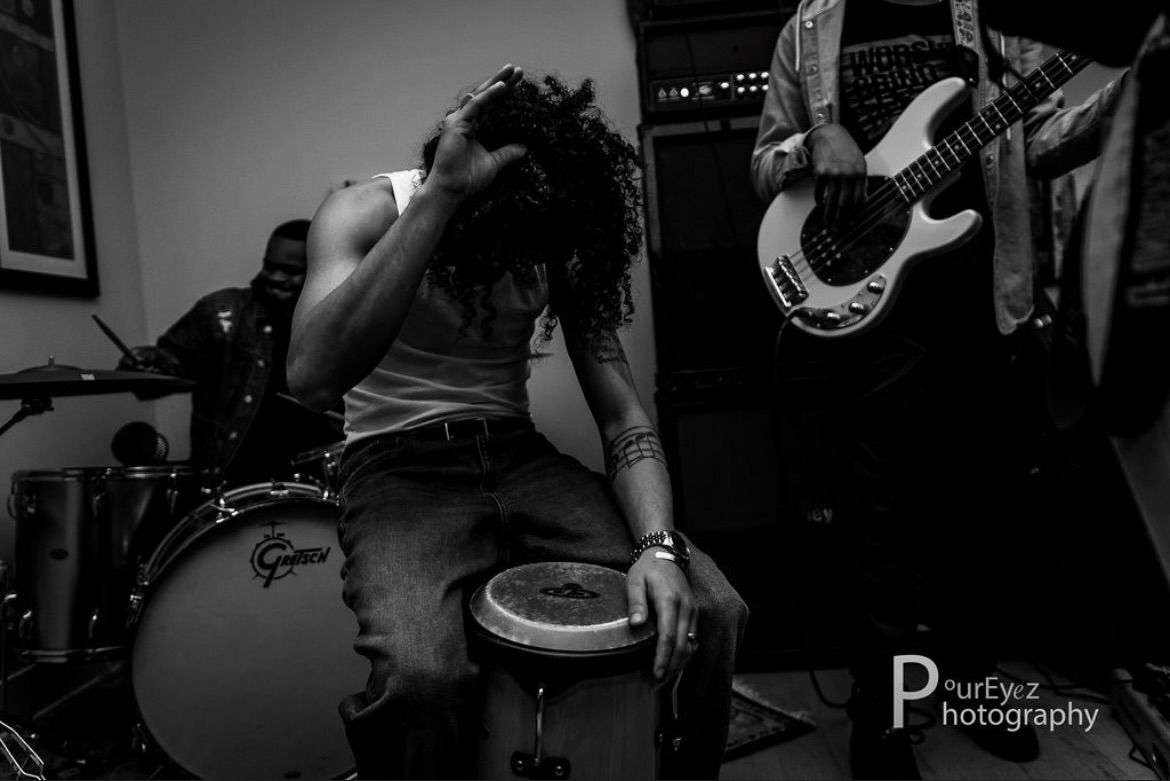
[130, 491, 364, 780]
[469, 562, 654, 656]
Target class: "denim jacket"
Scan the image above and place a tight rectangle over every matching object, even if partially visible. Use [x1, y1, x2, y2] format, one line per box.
[152, 287, 278, 480]
[750, 0, 1121, 334]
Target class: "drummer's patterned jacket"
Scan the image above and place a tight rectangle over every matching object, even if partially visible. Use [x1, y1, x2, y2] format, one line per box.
[148, 286, 285, 483]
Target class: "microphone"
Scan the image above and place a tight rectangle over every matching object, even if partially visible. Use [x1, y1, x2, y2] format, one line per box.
[111, 421, 169, 466]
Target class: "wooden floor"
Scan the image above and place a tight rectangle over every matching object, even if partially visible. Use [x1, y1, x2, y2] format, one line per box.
[8, 657, 1159, 779]
[722, 662, 1158, 781]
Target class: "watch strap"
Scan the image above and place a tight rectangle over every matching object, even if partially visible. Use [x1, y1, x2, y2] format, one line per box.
[630, 530, 689, 571]
[652, 550, 686, 571]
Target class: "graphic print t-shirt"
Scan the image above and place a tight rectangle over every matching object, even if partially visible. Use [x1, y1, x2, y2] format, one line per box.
[838, 0, 987, 219]
[839, 0, 969, 151]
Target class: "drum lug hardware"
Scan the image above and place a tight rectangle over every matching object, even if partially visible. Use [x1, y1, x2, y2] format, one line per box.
[210, 502, 238, 522]
[8, 492, 34, 521]
[126, 593, 143, 626]
[17, 610, 33, 642]
[87, 609, 101, 641]
[657, 671, 685, 753]
[510, 682, 570, 779]
[655, 726, 684, 754]
[1, 592, 16, 621]
[511, 752, 569, 779]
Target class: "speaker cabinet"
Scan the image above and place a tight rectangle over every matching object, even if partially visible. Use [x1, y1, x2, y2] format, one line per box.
[641, 117, 784, 376]
[657, 370, 848, 668]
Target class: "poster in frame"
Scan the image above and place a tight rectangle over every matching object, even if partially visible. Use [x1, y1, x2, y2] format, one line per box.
[0, 0, 96, 297]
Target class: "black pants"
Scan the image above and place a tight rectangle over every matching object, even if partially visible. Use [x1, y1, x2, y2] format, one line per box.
[780, 239, 1033, 693]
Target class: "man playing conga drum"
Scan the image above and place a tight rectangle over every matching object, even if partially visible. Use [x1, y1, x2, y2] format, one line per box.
[288, 65, 748, 779]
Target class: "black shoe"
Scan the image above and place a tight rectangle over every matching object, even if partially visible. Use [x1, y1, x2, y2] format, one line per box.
[848, 687, 922, 780]
[849, 722, 922, 780]
[936, 688, 1040, 762]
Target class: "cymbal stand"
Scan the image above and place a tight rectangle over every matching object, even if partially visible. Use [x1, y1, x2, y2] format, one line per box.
[0, 561, 9, 716]
[0, 717, 44, 780]
[0, 565, 44, 780]
[0, 398, 52, 441]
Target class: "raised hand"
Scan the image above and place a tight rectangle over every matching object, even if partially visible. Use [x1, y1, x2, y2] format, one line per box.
[118, 346, 165, 374]
[428, 64, 528, 201]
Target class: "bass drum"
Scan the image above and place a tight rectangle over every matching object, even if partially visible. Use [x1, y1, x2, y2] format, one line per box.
[129, 482, 366, 780]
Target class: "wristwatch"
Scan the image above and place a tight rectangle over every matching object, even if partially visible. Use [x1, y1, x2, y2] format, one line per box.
[630, 530, 691, 572]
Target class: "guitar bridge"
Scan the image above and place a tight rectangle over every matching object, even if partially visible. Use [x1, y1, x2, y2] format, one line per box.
[767, 256, 809, 310]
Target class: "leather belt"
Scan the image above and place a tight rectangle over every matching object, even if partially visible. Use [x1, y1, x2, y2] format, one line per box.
[405, 417, 532, 441]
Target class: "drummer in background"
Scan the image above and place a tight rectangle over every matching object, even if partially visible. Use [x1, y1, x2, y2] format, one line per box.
[288, 66, 748, 779]
[119, 218, 342, 487]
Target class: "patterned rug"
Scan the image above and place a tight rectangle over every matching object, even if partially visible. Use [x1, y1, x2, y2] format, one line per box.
[724, 677, 816, 762]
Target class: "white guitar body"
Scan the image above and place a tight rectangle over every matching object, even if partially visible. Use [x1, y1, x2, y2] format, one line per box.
[757, 77, 985, 338]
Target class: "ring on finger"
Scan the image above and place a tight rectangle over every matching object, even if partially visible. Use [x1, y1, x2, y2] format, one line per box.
[686, 631, 699, 647]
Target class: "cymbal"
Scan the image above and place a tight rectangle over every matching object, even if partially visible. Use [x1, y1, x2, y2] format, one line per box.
[0, 361, 195, 400]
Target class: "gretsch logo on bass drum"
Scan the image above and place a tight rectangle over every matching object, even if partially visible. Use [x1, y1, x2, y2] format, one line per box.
[250, 520, 331, 588]
[540, 582, 600, 600]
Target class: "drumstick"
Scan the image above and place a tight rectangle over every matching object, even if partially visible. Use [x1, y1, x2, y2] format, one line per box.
[91, 314, 138, 365]
[276, 391, 345, 424]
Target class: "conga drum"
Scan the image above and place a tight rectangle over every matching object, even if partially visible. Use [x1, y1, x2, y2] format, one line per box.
[469, 562, 662, 780]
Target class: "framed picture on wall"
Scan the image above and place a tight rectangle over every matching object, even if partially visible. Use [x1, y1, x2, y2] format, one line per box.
[0, 0, 96, 296]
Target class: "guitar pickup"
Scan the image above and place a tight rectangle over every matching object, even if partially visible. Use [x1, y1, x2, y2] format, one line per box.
[769, 256, 808, 309]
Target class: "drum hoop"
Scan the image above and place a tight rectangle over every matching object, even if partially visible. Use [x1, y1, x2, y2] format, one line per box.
[11, 467, 113, 482]
[218, 480, 325, 505]
[133, 482, 338, 603]
[11, 465, 197, 482]
[471, 621, 654, 660]
[101, 465, 198, 479]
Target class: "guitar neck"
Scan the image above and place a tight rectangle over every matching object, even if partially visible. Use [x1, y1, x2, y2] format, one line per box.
[893, 50, 1089, 201]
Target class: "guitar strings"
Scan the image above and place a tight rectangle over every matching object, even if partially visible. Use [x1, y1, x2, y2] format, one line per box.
[779, 53, 1078, 288]
[785, 131, 969, 283]
[788, 54, 1076, 282]
[790, 107, 1018, 281]
[786, 118, 991, 283]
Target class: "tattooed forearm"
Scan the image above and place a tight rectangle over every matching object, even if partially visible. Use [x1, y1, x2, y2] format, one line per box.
[606, 426, 667, 479]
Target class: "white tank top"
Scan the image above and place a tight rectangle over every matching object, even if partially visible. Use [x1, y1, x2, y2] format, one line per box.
[344, 170, 549, 445]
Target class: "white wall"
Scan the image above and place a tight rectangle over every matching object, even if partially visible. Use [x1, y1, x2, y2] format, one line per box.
[113, 0, 654, 471]
[5, 4, 1126, 573]
[0, 3, 149, 565]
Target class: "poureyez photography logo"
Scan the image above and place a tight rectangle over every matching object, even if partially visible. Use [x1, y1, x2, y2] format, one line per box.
[893, 655, 1100, 733]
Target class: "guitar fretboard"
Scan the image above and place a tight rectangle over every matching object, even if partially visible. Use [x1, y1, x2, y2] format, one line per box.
[892, 50, 1089, 202]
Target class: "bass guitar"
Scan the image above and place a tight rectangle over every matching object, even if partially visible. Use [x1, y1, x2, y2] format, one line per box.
[756, 49, 1088, 338]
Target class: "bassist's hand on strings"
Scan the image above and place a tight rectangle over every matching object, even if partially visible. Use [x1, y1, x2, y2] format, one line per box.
[806, 123, 867, 228]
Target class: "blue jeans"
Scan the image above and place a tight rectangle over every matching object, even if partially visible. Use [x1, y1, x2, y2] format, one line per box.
[335, 421, 748, 779]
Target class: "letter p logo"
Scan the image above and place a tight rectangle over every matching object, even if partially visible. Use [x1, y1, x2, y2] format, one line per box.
[892, 655, 938, 729]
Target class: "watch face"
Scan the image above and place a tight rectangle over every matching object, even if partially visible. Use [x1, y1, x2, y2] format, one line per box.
[666, 532, 691, 560]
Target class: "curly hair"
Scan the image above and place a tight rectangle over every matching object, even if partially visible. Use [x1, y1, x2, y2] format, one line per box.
[420, 74, 643, 358]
